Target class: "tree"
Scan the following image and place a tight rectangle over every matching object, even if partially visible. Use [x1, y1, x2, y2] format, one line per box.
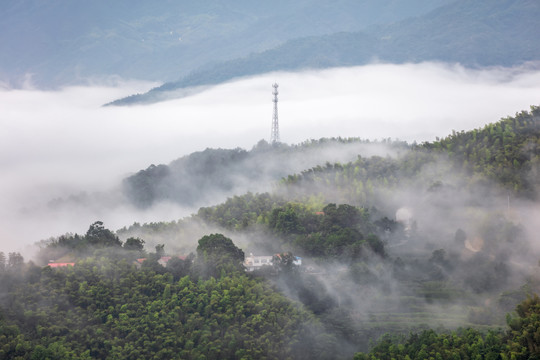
[505, 294, 540, 359]
[0, 250, 335, 359]
[85, 221, 121, 247]
[272, 252, 297, 273]
[123, 237, 145, 252]
[366, 234, 385, 256]
[454, 228, 467, 245]
[8, 252, 24, 268]
[322, 203, 362, 230]
[167, 254, 194, 280]
[196, 234, 244, 277]
[0, 251, 5, 270]
[155, 244, 165, 257]
[270, 205, 302, 234]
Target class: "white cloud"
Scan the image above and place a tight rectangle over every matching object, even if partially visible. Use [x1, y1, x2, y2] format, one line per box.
[1, 62, 539, 254]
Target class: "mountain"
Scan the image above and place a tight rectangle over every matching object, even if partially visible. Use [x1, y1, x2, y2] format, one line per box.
[109, 0, 540, 106]
[0, 0, 451, 88]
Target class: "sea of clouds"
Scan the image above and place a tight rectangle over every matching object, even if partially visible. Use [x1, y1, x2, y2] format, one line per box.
[1, 62, 540, 254]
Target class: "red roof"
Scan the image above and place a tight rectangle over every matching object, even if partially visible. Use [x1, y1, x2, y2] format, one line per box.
[48, 262, 75, 268]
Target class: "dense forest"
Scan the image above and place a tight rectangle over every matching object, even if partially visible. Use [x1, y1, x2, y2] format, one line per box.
[0, 230, 334, 359]
[355, 294, 540, 359]
[2, 106, 540, 359]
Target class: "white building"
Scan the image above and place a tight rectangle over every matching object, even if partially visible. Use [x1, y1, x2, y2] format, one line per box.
[244, 253, 302, 272]
[244, 254, 273, 272]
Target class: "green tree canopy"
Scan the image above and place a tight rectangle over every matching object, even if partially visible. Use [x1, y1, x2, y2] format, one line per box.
[85, 221, 122, 248]
[196, 234, 245, 277]
[122, 237, 145, 252]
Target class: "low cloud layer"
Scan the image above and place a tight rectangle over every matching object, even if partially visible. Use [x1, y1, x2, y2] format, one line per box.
[1, 62, 540, 254]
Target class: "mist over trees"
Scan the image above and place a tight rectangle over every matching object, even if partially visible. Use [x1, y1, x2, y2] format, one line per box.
[122, 105, 540, 213]
[2, 106, 540, 358]
[354, 295, 540, 359]
[0, 234, 334, 359]
[2, 0, 540, 357]
[117, 105, 540, 356]
[122, 138, 405, 209]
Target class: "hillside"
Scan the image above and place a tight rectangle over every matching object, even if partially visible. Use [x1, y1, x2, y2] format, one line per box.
[0, 0, 451, 88]
[1, 106, 540, 359]
[0, 241, 334, 359]
[280, 107, 540, 203]
[3, 226, 540, 359]
[110, 0, 540, 105]
[112, 106, 540, 356]
[122, 138, 408, 209]
[4, 0, 540, 357]
[121, 106, 540, 212]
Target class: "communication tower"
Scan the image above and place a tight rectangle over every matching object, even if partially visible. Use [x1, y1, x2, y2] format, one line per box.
[271, 83, 280, 144]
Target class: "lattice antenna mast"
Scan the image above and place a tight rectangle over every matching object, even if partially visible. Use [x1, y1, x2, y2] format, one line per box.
[271, 83, 280, 144]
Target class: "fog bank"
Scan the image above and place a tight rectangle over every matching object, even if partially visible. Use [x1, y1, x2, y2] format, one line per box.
[1, 62, 540, 253]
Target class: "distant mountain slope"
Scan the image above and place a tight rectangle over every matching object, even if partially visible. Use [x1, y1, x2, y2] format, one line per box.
[375, 0, 540, 65]
[110, 0, 540, 106]
[0, 0, 450, 87]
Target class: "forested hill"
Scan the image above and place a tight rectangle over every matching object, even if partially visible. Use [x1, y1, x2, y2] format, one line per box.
[354, 294, 540, 359]
[279, 106, 540, 204]
[110, 0, 540, 106]
[123, 106, 540, 213]
[0, 230, 336, 359]
[122, 107, 540, 276]
[3, 107, 540, 359]
[113, 106, 540, 359]
[2, 223, 540, 359]
[122, 138, 406, 208]
[426, 106, 540, 198]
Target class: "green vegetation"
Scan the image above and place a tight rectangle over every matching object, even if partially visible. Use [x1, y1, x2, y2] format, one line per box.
[122, 138, 404, 208]
[0, 229, 336, 360]
[354, 295, 540, 360]
[123, 106, 540, 211]
[426, 106, 540, 197]
[280, 106, 540, 205]
[3, 106, 540, 358]
[195, 233, 245, 277]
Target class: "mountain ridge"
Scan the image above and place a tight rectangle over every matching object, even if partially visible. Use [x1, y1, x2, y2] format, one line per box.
[108, 0, 540, 106]
[0, 0, 451, 88]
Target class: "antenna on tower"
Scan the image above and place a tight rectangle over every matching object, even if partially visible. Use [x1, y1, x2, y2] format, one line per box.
[271, 83, 280, 144]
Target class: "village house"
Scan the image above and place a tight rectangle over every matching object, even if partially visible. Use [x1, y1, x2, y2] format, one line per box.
[243, 253, 302, 272]
[243, 254, 273, 272]
[47, 262, 75, 268]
